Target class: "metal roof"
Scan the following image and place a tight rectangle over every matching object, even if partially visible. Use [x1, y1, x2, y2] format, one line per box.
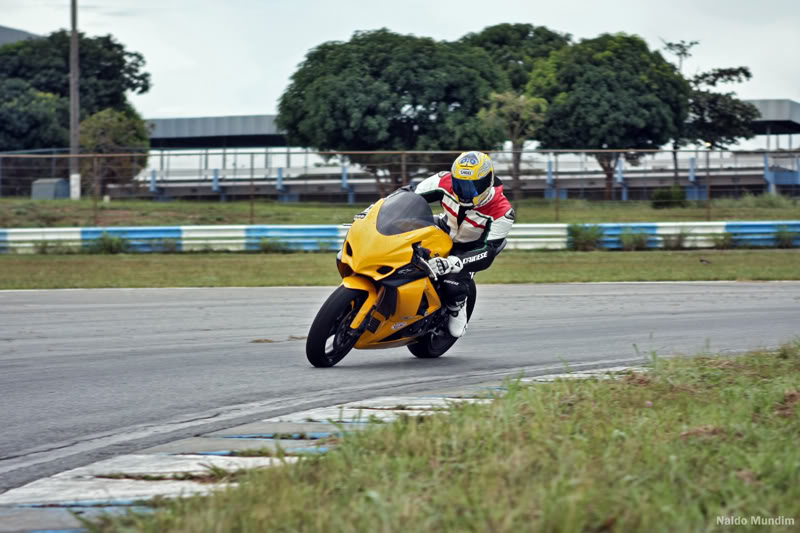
[0, 25, 40, 47]
[148, 115, 283, 138]
[145, 99, 799, 150]
[146, 115, 286, 149]
[745, 99, 800, 135]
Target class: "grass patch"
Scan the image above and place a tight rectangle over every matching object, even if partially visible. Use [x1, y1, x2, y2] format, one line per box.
[2, 196, 799, 228]
[90, 341, 800, 532]
[1, 249, 799, 289]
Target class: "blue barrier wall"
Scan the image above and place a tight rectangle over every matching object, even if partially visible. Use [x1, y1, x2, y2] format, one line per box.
[726, 222, 800, 247]
[2, 222, 799, 253]
[244, 226, 342, 251]
[598, 224, 660, 250]
[81, 227, 183, 252]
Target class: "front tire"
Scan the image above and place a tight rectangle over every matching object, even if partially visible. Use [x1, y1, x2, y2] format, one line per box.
[306, 286, 365, 367]
[408, 280, 476, 359]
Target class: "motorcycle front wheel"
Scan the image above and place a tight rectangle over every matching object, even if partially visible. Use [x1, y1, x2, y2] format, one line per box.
[306, 286, 365, 368]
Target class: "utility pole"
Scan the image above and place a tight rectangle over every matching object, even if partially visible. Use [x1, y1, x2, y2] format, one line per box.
[69, 0, 81, 199]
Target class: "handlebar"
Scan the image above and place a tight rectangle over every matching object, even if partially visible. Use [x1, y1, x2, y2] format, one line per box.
[412, 243, 438, 281]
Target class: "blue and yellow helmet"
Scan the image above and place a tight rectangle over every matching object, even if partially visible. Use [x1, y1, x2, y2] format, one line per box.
[450, 151, 494, 207]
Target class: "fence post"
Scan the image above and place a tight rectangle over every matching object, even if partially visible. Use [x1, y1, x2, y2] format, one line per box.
[705, 149, 711, 221]
[93, 156, 99, 226]
[401, 152, 408, 186]
[554, 154, 560, 222]
[0, 157, 3, 198]
[249, 153, 255, 225]
[616, 157, 628, 201]
[212, 168, 220, 193]
[149, 169, 157, 193]
[763, 153, 777, 195]
[341, 165, 355, 205]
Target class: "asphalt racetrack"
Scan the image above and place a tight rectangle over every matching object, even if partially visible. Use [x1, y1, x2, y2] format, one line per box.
[1, 282, 799, 490]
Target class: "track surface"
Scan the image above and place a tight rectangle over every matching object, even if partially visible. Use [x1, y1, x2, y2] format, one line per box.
[1, 282, 799, 490]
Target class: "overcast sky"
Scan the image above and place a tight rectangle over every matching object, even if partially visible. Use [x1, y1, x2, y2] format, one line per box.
[5, 0, 799, 124]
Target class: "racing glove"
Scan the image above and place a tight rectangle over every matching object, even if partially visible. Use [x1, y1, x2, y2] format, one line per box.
[428, 255, 463, 276]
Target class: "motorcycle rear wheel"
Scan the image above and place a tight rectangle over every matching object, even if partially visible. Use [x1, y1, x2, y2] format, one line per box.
[408, 280, 476, 359]
[306, 286, 365, 367]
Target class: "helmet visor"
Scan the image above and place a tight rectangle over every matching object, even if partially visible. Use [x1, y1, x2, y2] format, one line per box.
[452, 173, 492, 204]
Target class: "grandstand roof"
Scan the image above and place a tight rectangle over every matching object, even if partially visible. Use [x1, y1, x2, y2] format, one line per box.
[0, 25, 40, 47]
[147, 115, 286, 149]
[746, 99, 800, 135]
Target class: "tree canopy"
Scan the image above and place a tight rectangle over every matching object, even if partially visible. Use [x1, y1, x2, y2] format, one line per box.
[79, 108, 150, 192]
[277, 29, 508, 187]
[0, 30, 150, 117]
[683, 67, 760, 149]
[479, 92, 548, 200]
[278, 29, 506, 152]
[528, 33, 690, 198]
[460, 23, 571, 92]
[0, 78, 69, 152]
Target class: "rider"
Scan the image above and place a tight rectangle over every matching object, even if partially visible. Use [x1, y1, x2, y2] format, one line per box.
[414, 151, 515, 338]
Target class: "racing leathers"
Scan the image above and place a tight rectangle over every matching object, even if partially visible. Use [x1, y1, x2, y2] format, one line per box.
[413, 171, 515, 336]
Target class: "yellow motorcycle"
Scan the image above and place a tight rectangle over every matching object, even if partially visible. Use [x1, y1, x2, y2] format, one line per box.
[305, 190, 478, 367]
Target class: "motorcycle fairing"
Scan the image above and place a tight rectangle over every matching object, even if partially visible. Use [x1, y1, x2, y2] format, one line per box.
[338, 193, 451, 349]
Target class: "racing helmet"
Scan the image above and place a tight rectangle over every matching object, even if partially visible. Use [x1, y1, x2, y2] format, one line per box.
[450, 151, 494, 207]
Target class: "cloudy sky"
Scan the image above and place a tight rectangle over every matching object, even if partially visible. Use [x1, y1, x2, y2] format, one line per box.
[4, 0, 799, 124]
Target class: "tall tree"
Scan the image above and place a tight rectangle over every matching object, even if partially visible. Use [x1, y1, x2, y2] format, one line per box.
[662, 39, 699, 183]
[460, 23, 571, 92]
[662, 41, 759, 183]
[685, 67, 760, 149]
[478, 92, 547, 201]
[0, 30, 150, 118]
[79, 107, 150, 194]
[277, 29, 507, 191]
[0, 79, 69, 152]
[462, 23, 569, 200]
[528, 33, 690, 199]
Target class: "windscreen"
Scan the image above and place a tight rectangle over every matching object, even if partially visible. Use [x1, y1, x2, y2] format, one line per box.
[376, 190, 436, 236]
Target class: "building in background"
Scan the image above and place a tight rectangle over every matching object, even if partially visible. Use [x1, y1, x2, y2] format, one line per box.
[0, 25, 39, 47]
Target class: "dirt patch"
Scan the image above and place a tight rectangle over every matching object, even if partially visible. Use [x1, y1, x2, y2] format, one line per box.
[623, 373, 652, 386]
[775, 391, 800, 418]
[735, 469, 761, 485]
[679, 425, 726, 439]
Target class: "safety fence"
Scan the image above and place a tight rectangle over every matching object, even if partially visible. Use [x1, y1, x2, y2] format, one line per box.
[2, 149, 799, 203]
[1, 222, 798, 254]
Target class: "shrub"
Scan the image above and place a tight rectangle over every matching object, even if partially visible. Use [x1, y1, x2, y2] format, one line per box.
[713, 192, 797, 209]
[775, 225, 798, 249]
[153, 238, 179, 253]
[568, 224, 605, 251]
[34, 240, 74, 255]
[620, 228, 649, 251]
[651, 185, 687, 209]
[259, 237, 290, 254]
[661, 229, 689, 250]
[88, 233, 129, 254]
[712, 232, 735, 250]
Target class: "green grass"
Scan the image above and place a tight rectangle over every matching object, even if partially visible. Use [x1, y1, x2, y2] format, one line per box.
[89, 341, 800, 532]
[1, 249, 799, 289]
[1, 195, 799, 228]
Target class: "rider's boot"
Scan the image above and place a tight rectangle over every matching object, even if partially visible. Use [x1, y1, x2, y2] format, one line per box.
[446, 298, 468, 338]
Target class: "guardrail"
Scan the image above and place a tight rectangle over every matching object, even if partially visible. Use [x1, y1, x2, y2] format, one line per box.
[2, 222, 798, 254]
